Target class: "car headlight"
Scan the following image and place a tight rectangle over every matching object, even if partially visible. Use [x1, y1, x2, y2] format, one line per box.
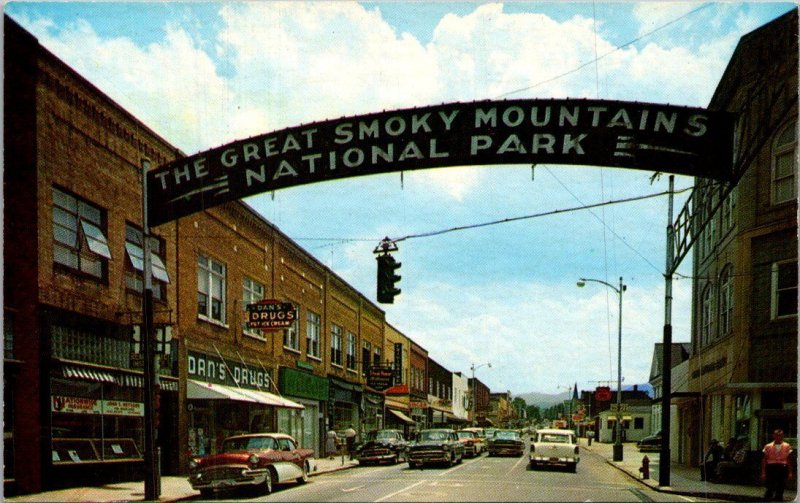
[442, 444, 450, 450]
[248, 454, 259, 467]
[189, 459, 199, 471]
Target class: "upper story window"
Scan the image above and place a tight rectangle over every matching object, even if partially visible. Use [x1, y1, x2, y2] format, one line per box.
[362, 341, 371, 376]
[718, 265, 734, 336]
[721, 187, 737, 233]
[374, 347, 381, 366]
[702, 197, 716, 259]
[346, 332, 357, 370]
[700, 284, 714, 347]
[773, 121, 797, 205]
[330, 324, 343, 366]
[772, 260, 798, 319]
[242, 277, 265, 340]
[283, 304, 300, 351]
[52, 187, 110, 280]
[198, 254, 226, 324]
[124, 224, 169, 300]
[306, 311, 321, 358]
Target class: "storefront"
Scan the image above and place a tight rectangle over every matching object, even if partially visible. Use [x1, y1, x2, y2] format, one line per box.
[328, 376, 362, 434]
[186, 350, 303, 456]
[384, 386, 414, 437]
[278, 365, 329, 456]
[362, 389, 385, 434]
[410, 400, 429, 431]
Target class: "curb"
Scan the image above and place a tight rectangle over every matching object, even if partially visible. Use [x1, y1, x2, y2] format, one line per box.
[310, 462, 359, 477]
[583, 446, 762, 502]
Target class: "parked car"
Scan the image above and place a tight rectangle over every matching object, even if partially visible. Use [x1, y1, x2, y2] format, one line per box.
[456, 430, 482, 457]
[357, 429, 408, 465]
[529, 428, 580, 472]
[188, 433, 313, 497]
[488, 429, 525, 457]
[407, 429, 465, 468]
[460, 427, 487, 454]
[637, 430, 662, 452]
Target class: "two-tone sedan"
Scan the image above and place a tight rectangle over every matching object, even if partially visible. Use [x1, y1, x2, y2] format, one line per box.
[529, 428, 580, 472]
[188, 433, 313, 497]
[357, 429, 408, 465]
[407, 429, 465, 468]
[487, 429, 525, 457]
[456, 430, 482, 457]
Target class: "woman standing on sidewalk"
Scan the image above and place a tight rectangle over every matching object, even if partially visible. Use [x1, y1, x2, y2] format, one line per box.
[761, 429, 794, 501]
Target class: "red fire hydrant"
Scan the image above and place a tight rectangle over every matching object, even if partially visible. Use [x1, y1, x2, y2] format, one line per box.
[639, 455, 650, 479]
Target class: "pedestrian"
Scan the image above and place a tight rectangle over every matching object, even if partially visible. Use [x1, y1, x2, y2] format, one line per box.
[326, 428, 338, 460]
[345, 425, 357, 459]
[761, 429, 794, 501]
[587, 429, 595, 446]
[700, 439, 723, 482]
[716, 438, 748, 480]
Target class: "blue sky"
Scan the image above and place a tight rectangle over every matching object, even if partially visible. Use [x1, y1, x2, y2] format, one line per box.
[7, 1, 794, 396]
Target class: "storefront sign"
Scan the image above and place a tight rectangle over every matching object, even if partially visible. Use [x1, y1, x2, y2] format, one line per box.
[246, 300, 297, 330]
[367, 366, 395, 391]
[51, 396, 144, 417]
[393, 343, 403, 384]
[148, 99, 734, 226]
[188, 351, 271, 391]
[409, 401, 428, 409]
[595, 386, 612, 401]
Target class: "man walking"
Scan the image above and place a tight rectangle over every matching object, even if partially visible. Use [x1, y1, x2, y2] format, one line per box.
[761, 429, 794, 501]
[345, 425, 357, 460]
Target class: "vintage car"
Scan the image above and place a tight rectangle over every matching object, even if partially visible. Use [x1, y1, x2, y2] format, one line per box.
[188, 433, 313, 497]
[487, 429, 525, 457]
[637, 430, 662, 452]
[460, 427, 486, 454]
[407, 429, 465, 468]
[357, 429, 408, 465]
[529, 428, 579, 472]
[456, 430, 482, 457]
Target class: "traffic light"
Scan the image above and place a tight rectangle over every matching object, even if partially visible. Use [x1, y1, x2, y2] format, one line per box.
[376, 254, 401, 303]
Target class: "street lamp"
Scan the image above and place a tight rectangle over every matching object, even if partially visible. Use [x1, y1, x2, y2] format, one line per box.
[577, 276, 626, 462]
[470, 362, 491, 427]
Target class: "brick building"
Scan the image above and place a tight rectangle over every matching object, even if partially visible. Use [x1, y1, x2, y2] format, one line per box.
[682, 9, 797, 466]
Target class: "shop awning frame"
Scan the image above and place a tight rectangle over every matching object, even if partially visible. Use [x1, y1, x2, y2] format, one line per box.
[187, 380, 304, 409]
[388, 408, 414, 424]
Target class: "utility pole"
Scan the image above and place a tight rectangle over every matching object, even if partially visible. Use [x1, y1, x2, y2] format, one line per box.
[660, 176, 675, 487]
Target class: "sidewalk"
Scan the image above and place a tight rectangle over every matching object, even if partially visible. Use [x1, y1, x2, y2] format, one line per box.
[5, 455, 359, 502]
[581, 439, 796, 502]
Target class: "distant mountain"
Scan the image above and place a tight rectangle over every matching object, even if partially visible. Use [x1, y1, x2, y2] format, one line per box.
[515, 383, 654, 406]
[515, 391, 570, 409]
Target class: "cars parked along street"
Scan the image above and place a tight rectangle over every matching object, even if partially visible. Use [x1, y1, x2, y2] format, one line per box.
[188, 433, 313, 498]
[456, 430, 482, 457]
[637, 430, 662, 452]
[529, 428, 580, 472]
[357, 429, 408, 465]
[488, 429, 525, 457]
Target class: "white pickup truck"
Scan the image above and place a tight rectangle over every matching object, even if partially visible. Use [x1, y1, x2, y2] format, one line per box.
[529, 428, 579, 472]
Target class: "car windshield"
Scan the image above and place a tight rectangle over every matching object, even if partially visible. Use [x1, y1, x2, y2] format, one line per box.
[223, 436, 277, 452]
[539, 434, 570, 444]
[495, 431, 519, 440]
[367, 431, 396, 441]
[485, 429, 497, 437]
[457, 432, 475, 439]
[419, 431, 449, 441]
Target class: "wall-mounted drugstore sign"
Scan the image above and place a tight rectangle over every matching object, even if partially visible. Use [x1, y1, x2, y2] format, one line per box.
[187, 350, 271, 391]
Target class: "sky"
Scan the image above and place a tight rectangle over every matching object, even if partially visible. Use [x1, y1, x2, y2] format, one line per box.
[6, 1, 795, 397]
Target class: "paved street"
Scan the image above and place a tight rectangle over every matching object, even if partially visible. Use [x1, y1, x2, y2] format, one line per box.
[192, 446, 710, 502]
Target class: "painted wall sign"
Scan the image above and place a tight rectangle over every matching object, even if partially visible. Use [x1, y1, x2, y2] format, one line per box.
[187, 350, 271, 391]
[246, 300, 297, 330]
[147, 99, 735, 225]
[51, 396, 144, 417]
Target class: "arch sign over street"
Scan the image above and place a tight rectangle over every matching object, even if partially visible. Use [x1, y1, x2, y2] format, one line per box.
[147, 99, 734, 226]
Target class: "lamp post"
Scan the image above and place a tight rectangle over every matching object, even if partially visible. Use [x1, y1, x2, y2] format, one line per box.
[470, 362, 491, 427]
[577, 276, 626, 462]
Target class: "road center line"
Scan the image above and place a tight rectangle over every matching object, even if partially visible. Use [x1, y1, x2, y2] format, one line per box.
[342, 484, 365, 492]
[438, 460, 471, 476]
[506, 454, 529, 476]
[374, 479, 427, 502]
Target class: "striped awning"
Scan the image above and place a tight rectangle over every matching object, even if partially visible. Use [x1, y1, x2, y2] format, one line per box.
[62, 366, 115, 383]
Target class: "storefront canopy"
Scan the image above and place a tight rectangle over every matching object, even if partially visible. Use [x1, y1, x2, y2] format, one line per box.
[187, 380, 304, 409]
[388, 408, 414, 424]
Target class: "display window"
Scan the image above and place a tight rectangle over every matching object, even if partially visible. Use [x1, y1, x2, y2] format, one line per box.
[49, 377, 144, 464]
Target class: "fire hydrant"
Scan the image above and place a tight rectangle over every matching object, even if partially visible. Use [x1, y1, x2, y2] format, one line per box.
[639, 455, 650, 479]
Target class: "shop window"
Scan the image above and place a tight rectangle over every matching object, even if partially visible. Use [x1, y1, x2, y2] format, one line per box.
[124, 224, 169, 300]
[283, 308, 300, 351]
[346, 332, 356, 371]
[242, 277, 265, 340]
[772, 120, 796, 205]
[198, 254, 226, 324]
[718, 265, 733, 336]
[771, 260, 798, 319]
[51, 325, 130, 368]
[361, 341, 371, 376]
[330, 324, 342, 366]
[306, 311, 321, 358]
[52, 186, 110, 280]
